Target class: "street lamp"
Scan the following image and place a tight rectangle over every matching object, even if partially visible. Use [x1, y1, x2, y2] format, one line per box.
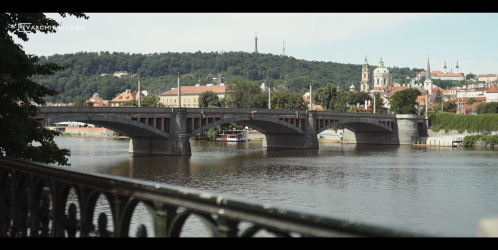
[268, 82, 271, 109]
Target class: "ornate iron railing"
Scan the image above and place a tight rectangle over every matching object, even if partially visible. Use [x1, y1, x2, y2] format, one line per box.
[0, 157, 439, 237]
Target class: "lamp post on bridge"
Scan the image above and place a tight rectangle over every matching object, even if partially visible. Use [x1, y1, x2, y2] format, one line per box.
[138, 75, 141, 107]
[177, 72, 181, 108]
[268, 82, 271, 109]
[309, 81, 313, 111]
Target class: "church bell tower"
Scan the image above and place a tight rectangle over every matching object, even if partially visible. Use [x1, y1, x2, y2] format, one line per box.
[361, 55, 371, 92]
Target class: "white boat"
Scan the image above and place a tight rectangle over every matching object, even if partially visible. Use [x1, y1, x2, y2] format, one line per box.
[216, 132, 246, 142]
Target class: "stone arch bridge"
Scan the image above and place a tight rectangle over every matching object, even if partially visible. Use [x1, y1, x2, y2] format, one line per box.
[36, 107, 427, 155]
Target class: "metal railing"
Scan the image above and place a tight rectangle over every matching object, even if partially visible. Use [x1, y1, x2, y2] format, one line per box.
[0, 157, 438, 237]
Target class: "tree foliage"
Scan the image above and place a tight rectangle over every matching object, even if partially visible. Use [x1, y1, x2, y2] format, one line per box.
[433, 89, 443, 104]
[463, 135, 498, 148]
[141, 96, 164, 107]
[477, 102, 498, 114]
[312, 84, 371, 112]
[121, 96, 163, 107]
[466, 97, 481, 105]
[223, 78, 267, 108]
[432, 100, 457, 113]
[389, 88, 419, 114]
[429, 111, 498, 133]
[74, 95, 86, 106]
[198, 90, 220, 108]
[369, 92, 386, 114]
[1, 13, 89, 166]
[270, 91, 307, 110]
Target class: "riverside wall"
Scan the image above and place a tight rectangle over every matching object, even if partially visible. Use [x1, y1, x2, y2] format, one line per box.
[420, 129, 498, 145]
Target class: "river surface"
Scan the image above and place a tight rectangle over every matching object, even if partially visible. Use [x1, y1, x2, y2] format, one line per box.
[51, 137, 498, 237]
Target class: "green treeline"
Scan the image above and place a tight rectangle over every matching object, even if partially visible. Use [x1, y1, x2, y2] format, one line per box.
[429, 112, 498, 133]
[33, 51, 431, 104]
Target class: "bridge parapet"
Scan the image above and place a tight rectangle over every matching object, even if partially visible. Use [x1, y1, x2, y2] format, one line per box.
[0, 157, 438, 237]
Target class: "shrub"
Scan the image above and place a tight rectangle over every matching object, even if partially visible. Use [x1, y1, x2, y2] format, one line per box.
[429, 111, 498, 133]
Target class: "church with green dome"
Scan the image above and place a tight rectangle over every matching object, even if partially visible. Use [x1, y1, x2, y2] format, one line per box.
[360, 55, 392, 93]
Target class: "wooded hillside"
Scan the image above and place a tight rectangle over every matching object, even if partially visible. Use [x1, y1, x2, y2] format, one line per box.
[33, 51, 428, 103]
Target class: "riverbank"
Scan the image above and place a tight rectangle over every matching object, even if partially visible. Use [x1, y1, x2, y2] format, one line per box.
[47, 127, 127, 138]
[418, 128, 498, 146]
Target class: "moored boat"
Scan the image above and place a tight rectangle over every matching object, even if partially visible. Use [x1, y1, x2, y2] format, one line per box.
[216, 132, 246, 142]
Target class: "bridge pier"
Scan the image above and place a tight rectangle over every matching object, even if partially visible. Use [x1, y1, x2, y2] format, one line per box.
[262, 110, 319, 149]
[128, 135, 191, 155]
[128, 108, 192, 156]
[342, 114, 420, 145]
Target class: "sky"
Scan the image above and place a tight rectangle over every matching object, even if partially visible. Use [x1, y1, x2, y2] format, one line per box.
[13, 13, 498, 75]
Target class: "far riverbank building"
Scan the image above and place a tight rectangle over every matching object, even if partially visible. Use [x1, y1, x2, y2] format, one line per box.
[160, 84, 226, 108]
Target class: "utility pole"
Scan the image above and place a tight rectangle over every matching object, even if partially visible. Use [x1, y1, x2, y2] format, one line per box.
[283, 41, 285, 56]
[268, 82, 271, 109]
[138, 75, 141, 107]
[309, 81, 313, 110]
[177, 72, 181, 107]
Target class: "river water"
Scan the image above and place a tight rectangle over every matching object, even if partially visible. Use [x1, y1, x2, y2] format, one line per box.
[51, 137, 498, 237]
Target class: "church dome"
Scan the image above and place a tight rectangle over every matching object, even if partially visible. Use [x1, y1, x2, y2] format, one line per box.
[373, 67, 390, 74]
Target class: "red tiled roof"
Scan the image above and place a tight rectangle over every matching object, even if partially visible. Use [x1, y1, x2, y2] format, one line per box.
[487, 85, 498, 93]
[111, 91, 146, 103]
[478, 74, 497, 77]
[392, 86, 409, 92]
[160, 85, 226, 96]
[418, 71, 463, 77]
[433, 87, 445, 93]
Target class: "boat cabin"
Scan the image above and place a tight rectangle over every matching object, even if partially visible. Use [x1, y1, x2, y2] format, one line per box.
[216, 133, 245, 142]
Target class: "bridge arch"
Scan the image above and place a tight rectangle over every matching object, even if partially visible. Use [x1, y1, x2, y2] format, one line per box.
[40, 115, 170, 139]
[316, 118, 393, 134]
[187, 115, 305, 138]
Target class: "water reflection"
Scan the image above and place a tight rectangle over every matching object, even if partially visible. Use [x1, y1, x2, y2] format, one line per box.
[52, 137, 498, 236]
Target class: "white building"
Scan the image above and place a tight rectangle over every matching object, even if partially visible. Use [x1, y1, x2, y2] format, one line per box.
[478, 74, 498, 83]
[113, 71, 129, 77]
[485, 85, 498, 102]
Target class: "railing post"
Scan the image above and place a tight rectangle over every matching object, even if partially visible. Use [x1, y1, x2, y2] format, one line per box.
[107, 194, 129, 237]
[216, 217, 239, 237]
[146, 203, 176, 237]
